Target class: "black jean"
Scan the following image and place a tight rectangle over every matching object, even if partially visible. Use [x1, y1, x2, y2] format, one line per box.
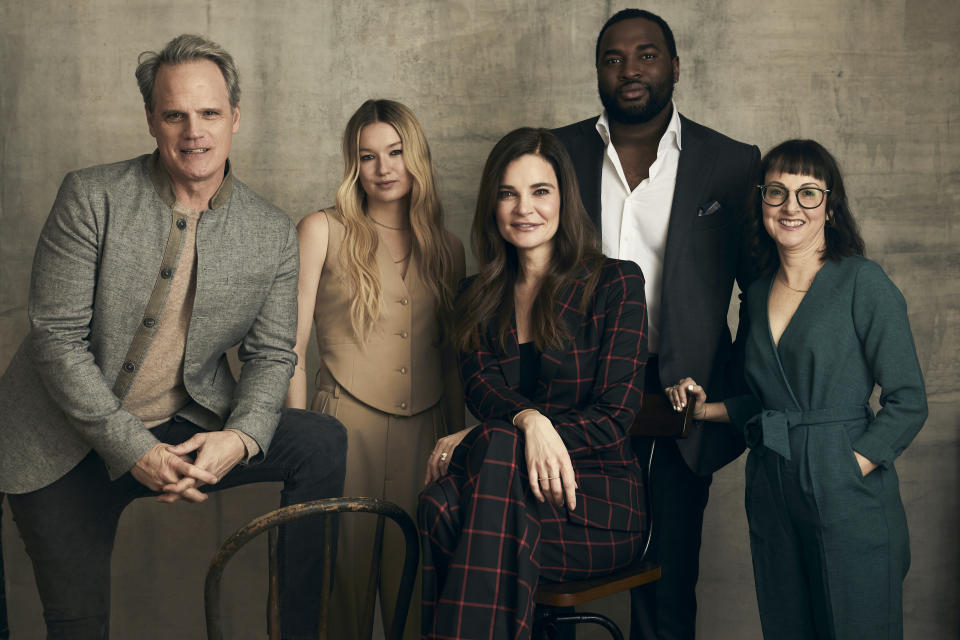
[8, 408, 346, 640]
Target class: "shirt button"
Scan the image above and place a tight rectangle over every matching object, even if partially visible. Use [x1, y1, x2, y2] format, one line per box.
[122, 361, 136, 373]
[160, 267, 173, 279]
[143, 317, 156, 328]
[399, 367, 408, 375]
[400, 401, 407, 409]
[400, 331, 409, 339]
[176, 218, 187, 230]
[400, 297, 409, 305]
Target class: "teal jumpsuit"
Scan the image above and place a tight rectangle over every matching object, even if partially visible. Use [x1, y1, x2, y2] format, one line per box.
[724, 256, 927, 640]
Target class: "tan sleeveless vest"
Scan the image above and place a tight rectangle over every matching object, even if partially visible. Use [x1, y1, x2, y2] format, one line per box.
[313, 212, 444, 415]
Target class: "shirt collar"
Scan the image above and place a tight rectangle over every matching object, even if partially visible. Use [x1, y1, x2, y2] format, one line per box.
[148, 149, 235, 210]
[596, 102, 683, 152]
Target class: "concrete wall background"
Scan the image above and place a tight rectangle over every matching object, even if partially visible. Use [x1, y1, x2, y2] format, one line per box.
[1, 0, 957, 638]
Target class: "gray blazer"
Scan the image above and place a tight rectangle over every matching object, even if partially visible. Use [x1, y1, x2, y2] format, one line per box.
[0, 152, 298, 494]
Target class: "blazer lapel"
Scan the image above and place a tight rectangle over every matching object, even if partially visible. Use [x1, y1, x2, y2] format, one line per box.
[540, 265, 590, 385]
[663, 114, 718, 273]
[572, 118, 605, 232]
[495, 321, 521, 389]
[658, 114, 718, 378]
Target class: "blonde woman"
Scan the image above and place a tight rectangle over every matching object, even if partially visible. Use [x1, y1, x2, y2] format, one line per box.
[286, 99, 464, 639]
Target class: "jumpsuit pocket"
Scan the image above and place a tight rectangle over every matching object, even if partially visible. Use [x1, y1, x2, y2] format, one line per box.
[840, 424, 879, 493]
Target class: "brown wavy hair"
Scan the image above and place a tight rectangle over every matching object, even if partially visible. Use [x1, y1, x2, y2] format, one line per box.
[334, 99, 458, 343]
[454, 127, 604, 353]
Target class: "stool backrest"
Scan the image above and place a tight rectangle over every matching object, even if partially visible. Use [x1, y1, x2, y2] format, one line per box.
[204, 497, 419, 640]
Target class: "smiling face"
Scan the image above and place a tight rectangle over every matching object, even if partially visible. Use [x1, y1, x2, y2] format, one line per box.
[146, 60, 239, 196]
[495, 153, 561, 258]
[761, 170, 830, 256]
[596, 17, 678, 124]
[356, 121, 413, 206]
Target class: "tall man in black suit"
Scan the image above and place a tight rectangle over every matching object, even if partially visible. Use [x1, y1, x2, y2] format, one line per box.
[553, 9, 760, 640]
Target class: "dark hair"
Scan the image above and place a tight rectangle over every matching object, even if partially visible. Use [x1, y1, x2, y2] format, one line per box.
[596, 9, 677, 63]
[749, 139, 865, 273]
[454, 128, 604, 353]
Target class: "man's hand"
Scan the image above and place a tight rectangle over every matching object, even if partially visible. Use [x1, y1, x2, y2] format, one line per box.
[159, 431, 247, 502]
[131, 443, 219, 503]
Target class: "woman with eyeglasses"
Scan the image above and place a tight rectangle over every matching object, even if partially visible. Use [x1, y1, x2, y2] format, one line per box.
[667, 139, 926, 639]
[286, 99, 465, 640]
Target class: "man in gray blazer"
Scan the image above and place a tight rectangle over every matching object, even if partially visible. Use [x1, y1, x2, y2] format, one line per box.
[0, 34, 346, 639]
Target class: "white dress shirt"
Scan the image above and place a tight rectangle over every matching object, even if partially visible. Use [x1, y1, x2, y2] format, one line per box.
[596, 104, 682, 353]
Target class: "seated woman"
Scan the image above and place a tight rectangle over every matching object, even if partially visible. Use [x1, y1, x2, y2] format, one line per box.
[419, 127, 648, 639]
[286, 99, 464, 640]
[669, 140, 926, 640]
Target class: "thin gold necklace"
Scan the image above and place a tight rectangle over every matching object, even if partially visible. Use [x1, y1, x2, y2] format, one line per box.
[777, 270, 809, 293]
[369, 216, 409, 231]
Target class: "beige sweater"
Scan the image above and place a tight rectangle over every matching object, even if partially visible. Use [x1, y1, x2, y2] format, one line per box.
[123, 202, 258, 458]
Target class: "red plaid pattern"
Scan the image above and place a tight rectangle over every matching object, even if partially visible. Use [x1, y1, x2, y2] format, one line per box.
[419, 259, 648, 639]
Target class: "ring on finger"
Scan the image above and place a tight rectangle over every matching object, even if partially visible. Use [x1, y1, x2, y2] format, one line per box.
[440, 452, 448, 461]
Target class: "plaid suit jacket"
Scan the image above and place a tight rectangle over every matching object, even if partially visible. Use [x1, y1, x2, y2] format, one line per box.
[459, 258, 648, 532]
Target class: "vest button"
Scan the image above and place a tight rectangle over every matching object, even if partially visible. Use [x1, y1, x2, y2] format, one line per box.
[400, 331, 409, 339]
[143, 317, 156, 328]
[160, 267, 173, 279]
[400, 297, 409, 305]
[399, 367, 407, 375]
[122, 361, 135, 373]
[176, 218, 187, 230]
[400, 401, 407, 409]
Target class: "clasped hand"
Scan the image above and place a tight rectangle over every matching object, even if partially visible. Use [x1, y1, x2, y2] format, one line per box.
[130, 430, 246, 503]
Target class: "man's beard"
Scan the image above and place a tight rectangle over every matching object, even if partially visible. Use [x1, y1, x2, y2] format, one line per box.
[599, 79, 673, 125]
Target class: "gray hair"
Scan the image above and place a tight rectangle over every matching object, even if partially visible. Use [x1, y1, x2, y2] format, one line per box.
[136, 34, 240, 112]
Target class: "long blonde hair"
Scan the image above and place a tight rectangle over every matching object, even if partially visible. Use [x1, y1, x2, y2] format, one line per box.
[335, 99, 458, 343]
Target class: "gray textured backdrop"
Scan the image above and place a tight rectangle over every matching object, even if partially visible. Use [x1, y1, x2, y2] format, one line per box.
[1, 1, 957, 638]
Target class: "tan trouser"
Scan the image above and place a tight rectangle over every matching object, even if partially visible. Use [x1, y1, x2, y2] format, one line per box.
[314, 371, 443, 640]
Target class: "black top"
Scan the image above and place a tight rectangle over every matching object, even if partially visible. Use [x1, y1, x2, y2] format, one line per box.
[518, 342, 540, 400]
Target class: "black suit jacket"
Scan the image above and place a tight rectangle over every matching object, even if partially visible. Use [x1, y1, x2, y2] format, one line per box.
[553, 114, 760, 475]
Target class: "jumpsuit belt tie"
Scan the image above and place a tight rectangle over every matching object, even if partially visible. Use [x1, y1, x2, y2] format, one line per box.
[744, 404, 872, 461]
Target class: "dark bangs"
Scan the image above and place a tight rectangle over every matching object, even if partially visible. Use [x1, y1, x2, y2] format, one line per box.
[761, 140, 835, 187]
[749, 139, 865, 273]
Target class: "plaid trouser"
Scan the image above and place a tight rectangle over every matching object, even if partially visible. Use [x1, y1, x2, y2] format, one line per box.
[419, 421, 643, 640]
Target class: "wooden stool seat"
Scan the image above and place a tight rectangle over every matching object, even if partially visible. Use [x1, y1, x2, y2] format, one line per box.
[536, 557, 661, 608]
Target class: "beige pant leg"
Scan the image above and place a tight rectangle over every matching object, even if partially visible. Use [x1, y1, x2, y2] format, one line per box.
[315, 378, 440, 640]
[315, 381, 387, 640]
[380, 405, 443, 640]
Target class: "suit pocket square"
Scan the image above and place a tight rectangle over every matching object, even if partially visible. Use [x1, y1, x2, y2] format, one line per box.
[697, 200, 721, 217]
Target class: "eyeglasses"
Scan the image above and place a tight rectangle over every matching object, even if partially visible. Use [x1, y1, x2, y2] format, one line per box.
[756, 184, 830, 209]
